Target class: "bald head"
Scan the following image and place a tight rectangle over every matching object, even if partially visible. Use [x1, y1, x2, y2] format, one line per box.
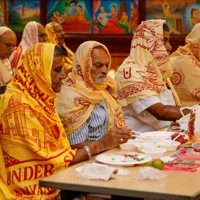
[0, 27, 17, 59]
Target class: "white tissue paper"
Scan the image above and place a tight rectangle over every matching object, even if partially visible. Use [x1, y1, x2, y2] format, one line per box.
[135, 166, 167, 180]
[75, 163, 128, 181]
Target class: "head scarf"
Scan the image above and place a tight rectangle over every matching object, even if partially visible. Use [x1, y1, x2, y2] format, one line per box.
[9, 21, 38, 71]
[115, 19, 181, 107]
[0, 43, 76, 199]
[0, 26, 12, 35]
[56, 41, 126, 135]
[45, 22, 74, 72]
[170, 23, 200, 106]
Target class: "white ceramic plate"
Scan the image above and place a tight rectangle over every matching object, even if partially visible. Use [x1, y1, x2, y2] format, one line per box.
[95, 152, 152, 166]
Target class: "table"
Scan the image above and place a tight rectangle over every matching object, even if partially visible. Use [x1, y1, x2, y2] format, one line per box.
[39, 148, 200, 200]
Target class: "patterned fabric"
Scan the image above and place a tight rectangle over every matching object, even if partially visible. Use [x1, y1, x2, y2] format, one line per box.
[0, 43, 76, 200]
[56, 41, 126, 136]
[9, 21, 38, 72]
[115, 19, 181, 107]
[170, 23, 200, 106]
[68, 101, 108, 145]
[45, 22, 74, 72]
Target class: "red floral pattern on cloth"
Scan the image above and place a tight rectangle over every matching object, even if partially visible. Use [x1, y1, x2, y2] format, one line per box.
[0, 43, 76, 199]
[56, 41, 126, 135]
[115, 20, 172, 107]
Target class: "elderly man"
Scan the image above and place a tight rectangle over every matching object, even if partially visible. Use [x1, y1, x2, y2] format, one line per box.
[45, 21, 74, 75]
[0, 26, 17, 85]
[56, 41, 128, 148]
[115, 19, 190, 133]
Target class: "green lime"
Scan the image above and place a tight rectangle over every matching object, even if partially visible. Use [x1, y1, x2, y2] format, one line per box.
[151, 159, 165, 170]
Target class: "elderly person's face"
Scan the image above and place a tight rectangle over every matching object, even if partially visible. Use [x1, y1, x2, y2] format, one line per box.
[53, 23, 65, 46]
[51, 55, 66, 93]
[0, 30, 17, 59]
[37, 23, 47, 42]
[91, 47, 110, 84]
[163, 30, 172, 55]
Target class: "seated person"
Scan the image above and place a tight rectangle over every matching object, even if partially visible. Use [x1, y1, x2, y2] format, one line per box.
[9, 21, 47, 72]
[115, 19, 190, 132]
[170, 23, 200, 106]
[0, 43, 132, 199]
[0, 26, 17, 85]
[56, 41, 126, 148]
[45, 21, 74, 75]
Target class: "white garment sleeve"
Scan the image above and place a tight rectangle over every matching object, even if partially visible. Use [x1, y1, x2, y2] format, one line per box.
[131, 95, 160, 114]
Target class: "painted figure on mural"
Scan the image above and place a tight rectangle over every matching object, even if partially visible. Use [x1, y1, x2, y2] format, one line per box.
[188, 8, 200, 26]
[129, 2, 139, 33]
[162, 2, 171, 18]
[119, 11, 129, 24]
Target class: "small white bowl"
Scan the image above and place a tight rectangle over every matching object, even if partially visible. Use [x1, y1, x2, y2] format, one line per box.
[141, 147, 166, 159]
[136, 141, 158, 151]
[159, 140, 180, 152]
[119, 140, 137, 151]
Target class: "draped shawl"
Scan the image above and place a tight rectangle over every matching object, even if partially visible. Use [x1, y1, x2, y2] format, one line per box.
[56, 41, 126, 135]
[45, 22, 74, 72]
[0, 43, 76, 200]
[115, 19, 181, 107]
[170, 23, 200, 106]
[9, 21, 38, 72]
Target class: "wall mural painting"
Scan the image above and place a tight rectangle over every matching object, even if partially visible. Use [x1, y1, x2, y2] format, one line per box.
[47, 0, 139, 34]
[92, 0, 139, 34]
[47, 0, 92, 33]
[146, 0, 200, 34]
[6, 0, 40, 32]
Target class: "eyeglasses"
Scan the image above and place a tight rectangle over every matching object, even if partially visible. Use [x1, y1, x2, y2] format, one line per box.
[0, 40, 16, 50]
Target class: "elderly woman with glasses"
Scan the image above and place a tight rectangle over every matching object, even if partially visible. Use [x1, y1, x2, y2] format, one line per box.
[0, 26, 17, 85]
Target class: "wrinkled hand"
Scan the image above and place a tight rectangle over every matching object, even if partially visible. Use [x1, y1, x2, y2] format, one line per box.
[96, 127, 133, 152]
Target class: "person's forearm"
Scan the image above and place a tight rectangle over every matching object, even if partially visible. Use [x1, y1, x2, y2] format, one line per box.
[70, 141, 104, 165]
[147, 103, 191, 121]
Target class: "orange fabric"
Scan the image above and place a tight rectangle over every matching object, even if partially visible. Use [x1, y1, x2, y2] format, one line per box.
[0, 43, 76, 200]
[56, 41, 126, 135]
[170, 23, 200, 106]
[115, 19, 181, 107]
[45, 22, 74, 72]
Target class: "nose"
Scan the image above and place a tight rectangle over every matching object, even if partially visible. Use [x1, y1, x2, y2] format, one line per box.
[101, 65, 108, 74]
[59, 70, 66, 79]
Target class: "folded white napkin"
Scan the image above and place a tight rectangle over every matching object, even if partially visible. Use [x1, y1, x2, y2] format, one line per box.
[76, 163, 126, 181]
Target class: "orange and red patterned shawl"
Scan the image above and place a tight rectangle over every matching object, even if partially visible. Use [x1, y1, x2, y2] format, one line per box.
[115, 19, 181, 107]
[0, 43, 76, 200]
[45, 22, 74, 72]
[56, 41, 126, 135]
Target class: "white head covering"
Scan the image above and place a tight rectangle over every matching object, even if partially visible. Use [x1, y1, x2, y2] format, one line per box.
[0, 26, 13, 36]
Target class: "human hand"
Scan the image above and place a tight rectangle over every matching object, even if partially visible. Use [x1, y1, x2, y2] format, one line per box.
[96, 127, 133, 152]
